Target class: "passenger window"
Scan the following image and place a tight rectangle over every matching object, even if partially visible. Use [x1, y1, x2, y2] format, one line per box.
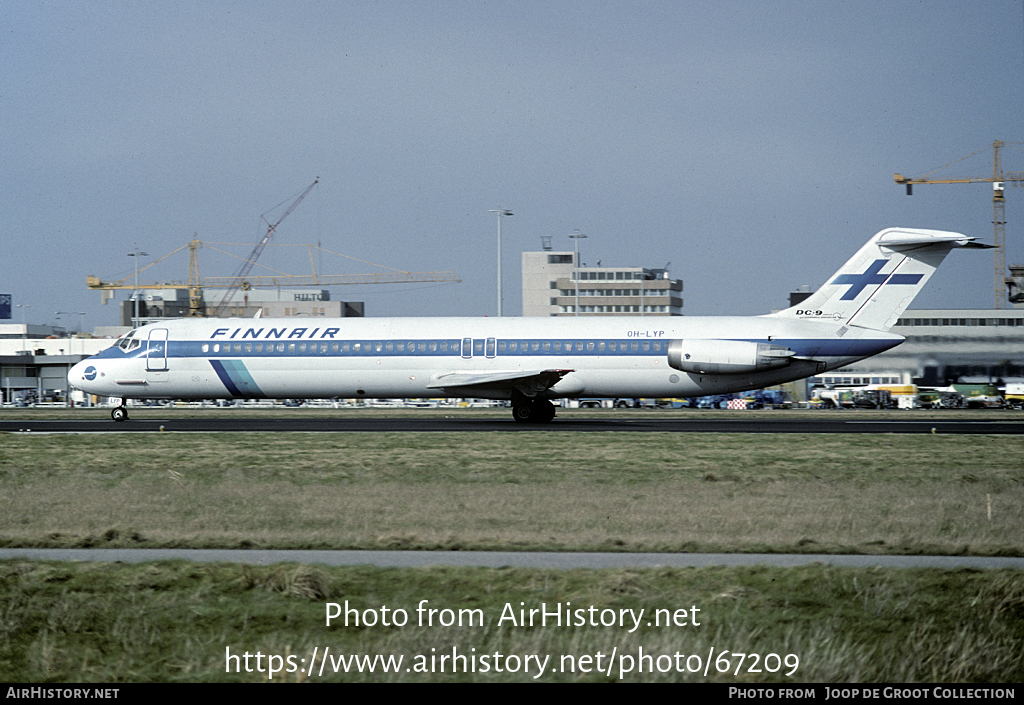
[543, 342, 551, 351]
[245, 343, 252, 353]
[255, 343, 263, 352]
[234, 343, 242, 353]
[587, 342, 595, 351]
[202, 344, 209, 353]
[277, 343, 285, 352]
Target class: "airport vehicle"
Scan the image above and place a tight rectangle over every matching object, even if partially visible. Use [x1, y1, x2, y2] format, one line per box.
[814, 388, 895, 409]
[1005, 383, 1024, 410]
[69, 228, 985, 422]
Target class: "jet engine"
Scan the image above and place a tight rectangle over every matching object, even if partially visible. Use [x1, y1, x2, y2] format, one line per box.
[667, 339, 795, 375]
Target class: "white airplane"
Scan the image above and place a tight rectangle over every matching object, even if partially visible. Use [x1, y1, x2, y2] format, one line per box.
[69, 228, 986, 423]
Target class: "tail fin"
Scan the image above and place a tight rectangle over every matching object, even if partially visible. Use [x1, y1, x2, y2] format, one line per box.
[768, 228, 989, 330]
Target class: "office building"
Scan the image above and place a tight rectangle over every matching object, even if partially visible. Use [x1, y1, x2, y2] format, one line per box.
[522, 250, 683, 317]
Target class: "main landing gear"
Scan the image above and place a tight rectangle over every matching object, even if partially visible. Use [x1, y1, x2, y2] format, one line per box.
[511, 398, 556, 423]
[111, 406, 129, 422]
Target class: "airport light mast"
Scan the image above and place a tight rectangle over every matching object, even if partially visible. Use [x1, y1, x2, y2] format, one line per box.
[569, 230, 587, 316]
[488, 208, 513, 316]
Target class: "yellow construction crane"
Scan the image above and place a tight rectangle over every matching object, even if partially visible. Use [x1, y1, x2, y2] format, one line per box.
[895, 140, 1024, 308]
[86, 237, 460, 317]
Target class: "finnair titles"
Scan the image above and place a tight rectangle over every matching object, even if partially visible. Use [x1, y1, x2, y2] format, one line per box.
[70, 228, 987, 422]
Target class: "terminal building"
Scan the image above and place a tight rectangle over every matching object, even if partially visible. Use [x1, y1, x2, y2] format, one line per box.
[522, 245, 683, 317]
[802, 262, 1024, 388]
[814, 308, 1024, 388]
[0, 323, 106, 404]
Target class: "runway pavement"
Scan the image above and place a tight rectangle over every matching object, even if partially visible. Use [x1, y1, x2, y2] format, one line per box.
[1, 414, 1022, 433]
[2, 548, 1022, 570]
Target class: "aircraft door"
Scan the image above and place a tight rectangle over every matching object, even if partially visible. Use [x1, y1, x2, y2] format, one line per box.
[461, 338, 495, 359]
[147, 328, 169, 371]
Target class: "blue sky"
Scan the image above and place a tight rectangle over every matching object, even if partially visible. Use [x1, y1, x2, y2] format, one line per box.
[3, 0, 1023, 329]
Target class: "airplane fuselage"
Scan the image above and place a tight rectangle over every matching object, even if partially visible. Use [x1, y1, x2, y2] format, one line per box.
[68, 227, 984, 422]
[69, 315, 902, 403]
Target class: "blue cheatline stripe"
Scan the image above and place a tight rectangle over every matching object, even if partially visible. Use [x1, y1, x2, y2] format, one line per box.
[182, 337, 896, 362]
[209, 359, 265, 398]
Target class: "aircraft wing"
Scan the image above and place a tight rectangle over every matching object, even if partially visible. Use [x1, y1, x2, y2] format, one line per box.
[426, 369, 574, 397]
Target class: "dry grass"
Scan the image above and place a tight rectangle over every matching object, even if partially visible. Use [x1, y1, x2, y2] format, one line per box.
[3, 560, 1021, 681]
[1, 431, 1021, 554]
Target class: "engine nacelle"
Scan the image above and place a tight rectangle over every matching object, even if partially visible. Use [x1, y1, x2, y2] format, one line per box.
[667, 339, 795, 375]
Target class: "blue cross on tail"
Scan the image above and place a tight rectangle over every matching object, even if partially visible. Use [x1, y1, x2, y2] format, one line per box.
[830, 259, 923, 300]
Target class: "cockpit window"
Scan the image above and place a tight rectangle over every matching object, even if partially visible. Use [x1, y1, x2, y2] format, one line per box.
[117, 331, 137, 350]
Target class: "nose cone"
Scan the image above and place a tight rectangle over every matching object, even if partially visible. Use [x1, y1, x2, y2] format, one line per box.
[68, 360, 100, 392]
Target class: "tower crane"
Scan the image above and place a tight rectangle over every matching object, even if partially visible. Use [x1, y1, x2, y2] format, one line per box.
[895, 140, 1024, 308]
[211, 179, 319, 317]
[86, 237, 461, 319]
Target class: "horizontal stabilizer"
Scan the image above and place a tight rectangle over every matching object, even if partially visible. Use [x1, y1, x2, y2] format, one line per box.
[873, 230, 992, 251]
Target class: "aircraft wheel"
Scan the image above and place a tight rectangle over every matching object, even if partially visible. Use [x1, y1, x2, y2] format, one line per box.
[512, 404, 534, 422]
[111, 406, 129, 422]
[536, 400, 556, 422]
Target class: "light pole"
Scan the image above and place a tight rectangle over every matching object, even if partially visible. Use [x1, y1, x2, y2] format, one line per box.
[16, 304, 30, 353]
[488, 209, 513, 316]
[54, 311, 70, 337]
[568, 230, 587, 316]
[127, 249, 149, 327]
[55, 311, 84, 353]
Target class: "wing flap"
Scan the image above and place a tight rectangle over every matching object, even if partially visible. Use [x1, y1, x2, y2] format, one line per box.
[427, 369, 574, 397]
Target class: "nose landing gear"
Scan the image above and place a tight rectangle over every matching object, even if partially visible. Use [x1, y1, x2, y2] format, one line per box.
[111, 406, 129, 422]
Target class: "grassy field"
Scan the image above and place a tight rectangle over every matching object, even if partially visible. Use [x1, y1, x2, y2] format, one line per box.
[2, 559, 1022, 682]
[1, 408, 1022, 682]
[1, 412, 1021, 554]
